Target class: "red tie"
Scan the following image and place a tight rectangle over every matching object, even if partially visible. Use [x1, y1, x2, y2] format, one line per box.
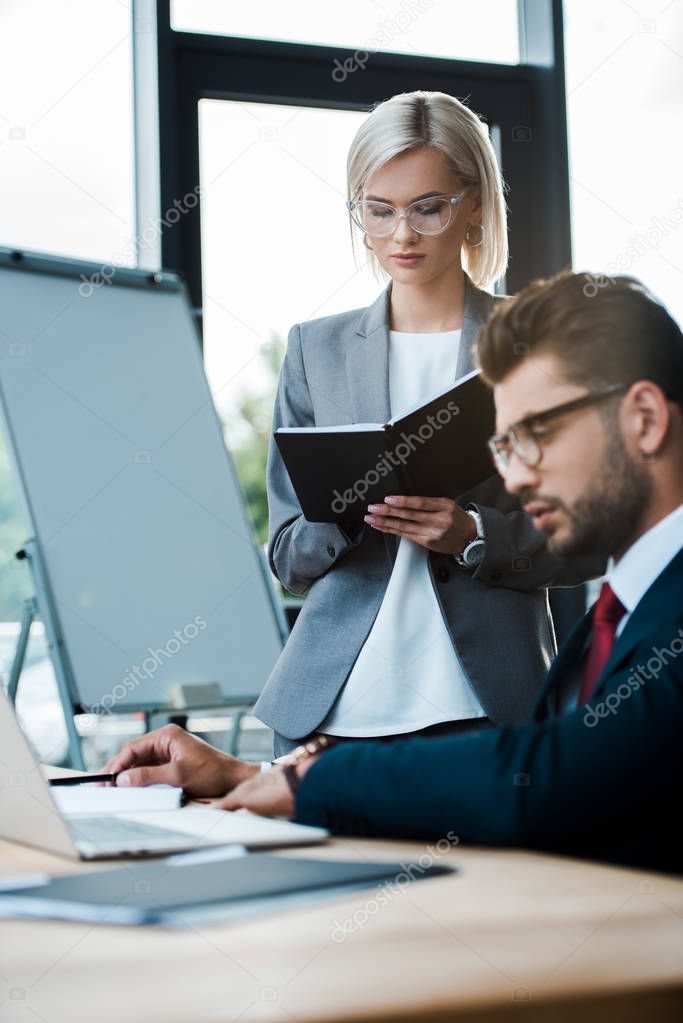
[577, 582, 626, 706]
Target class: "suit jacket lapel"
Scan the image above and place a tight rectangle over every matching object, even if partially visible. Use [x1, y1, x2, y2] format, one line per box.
[346, 285, 392, 425]
[532, 610, 593, 719]
[346, 275, 497, 424]
[456, 276, 497, 379]
[535, 546, 683, 719]
[588, 546, 683, 702]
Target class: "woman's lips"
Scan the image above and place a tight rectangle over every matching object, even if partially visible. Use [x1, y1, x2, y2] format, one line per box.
[392, 253, 425, 266]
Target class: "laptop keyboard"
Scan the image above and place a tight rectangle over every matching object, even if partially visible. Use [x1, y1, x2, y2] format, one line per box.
[68, 815, 195, 845]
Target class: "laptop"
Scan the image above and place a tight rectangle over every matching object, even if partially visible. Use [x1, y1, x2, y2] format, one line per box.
[0, 689, 328, 860]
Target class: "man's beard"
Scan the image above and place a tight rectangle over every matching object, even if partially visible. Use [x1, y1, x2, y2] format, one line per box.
[547, 427, 653, 559]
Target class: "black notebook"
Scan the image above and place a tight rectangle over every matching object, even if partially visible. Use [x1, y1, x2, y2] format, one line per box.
[275, 368, 496, 525]
[0, 852, 453, 927]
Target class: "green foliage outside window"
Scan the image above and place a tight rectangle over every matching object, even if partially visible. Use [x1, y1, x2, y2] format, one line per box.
[222, 334, 284, 549]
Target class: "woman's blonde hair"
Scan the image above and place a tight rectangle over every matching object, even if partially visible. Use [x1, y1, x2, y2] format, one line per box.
[347, 91, 508, 288]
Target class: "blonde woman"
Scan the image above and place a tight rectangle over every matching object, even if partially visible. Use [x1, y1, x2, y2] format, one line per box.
[254, 91, 601, 757]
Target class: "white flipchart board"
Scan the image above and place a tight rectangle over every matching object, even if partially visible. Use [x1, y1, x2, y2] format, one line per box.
[0, 249, 284, 712]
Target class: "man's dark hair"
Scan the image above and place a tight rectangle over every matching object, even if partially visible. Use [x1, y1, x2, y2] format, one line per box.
[476, 271, 683, 408]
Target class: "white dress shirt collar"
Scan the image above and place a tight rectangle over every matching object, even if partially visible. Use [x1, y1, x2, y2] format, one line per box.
[608, 503, 683, 617]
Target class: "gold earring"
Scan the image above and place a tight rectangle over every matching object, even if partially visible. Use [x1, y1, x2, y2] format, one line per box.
[465, 223, 485, 247]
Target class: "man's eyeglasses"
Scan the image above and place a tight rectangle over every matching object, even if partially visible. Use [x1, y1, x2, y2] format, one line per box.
[488, 384, 629, 476]
[347, 192, 465, 238]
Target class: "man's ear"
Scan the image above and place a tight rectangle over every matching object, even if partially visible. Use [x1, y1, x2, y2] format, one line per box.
[623, 380, 672, 457]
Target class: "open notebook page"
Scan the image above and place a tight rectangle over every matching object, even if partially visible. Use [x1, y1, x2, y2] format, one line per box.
[52, 783, 184, 816]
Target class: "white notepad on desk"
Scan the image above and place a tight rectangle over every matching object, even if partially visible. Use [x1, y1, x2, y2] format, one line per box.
[1, 688, 327, 860]
[52, 784, 184, 816]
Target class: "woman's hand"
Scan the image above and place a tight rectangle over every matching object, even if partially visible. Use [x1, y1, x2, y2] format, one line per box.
[364, 496, 477, 555]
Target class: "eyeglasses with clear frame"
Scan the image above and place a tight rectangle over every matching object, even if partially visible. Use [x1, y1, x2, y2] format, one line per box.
[487, 383, 630, 476]
[347, 192, 466, 238]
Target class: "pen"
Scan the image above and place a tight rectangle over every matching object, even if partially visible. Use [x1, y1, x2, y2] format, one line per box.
[48, 773, 118, 787]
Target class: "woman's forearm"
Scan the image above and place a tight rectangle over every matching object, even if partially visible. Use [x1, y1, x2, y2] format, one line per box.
[268, 515, 365, 595]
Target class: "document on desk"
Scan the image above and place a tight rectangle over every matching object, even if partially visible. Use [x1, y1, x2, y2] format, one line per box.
[0, 852, 454, 927]
[51, 784, 184, 816]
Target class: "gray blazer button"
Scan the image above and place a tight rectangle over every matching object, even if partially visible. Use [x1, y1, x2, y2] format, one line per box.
[436, 565, 450, 583]
[326, 544, 336, 558]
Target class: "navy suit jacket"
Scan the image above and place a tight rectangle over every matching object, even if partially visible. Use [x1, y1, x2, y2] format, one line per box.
[296, 547, 683, 874]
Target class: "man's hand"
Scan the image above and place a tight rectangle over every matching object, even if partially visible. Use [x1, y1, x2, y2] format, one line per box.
[101, 724, 258, 797]
[364, 496, 477, 555]
[213, 756, 321, 818]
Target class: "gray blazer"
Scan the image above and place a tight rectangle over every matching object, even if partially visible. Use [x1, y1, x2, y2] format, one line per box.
[254, 277, 603, 745]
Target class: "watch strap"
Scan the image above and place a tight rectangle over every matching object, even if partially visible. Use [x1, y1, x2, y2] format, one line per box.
[456, 509, 486, 568]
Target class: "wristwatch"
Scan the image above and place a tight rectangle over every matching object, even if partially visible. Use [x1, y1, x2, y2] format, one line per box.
[456, 508, 486, 569]
[280, 734, 339, 795]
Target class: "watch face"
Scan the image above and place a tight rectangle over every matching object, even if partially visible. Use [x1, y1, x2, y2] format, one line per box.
[465, 539, 485, 566]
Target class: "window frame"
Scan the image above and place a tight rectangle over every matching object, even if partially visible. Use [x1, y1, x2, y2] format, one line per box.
[137, 0, 571, 313]
[134, 0, 582, 639]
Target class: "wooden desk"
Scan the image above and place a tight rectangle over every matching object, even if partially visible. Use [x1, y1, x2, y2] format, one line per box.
[0, 768, 682, 1023]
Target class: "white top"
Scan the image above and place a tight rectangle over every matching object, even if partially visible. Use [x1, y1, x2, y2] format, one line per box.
[609, 502, 683, 638]
[321, 328, 486, 737]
